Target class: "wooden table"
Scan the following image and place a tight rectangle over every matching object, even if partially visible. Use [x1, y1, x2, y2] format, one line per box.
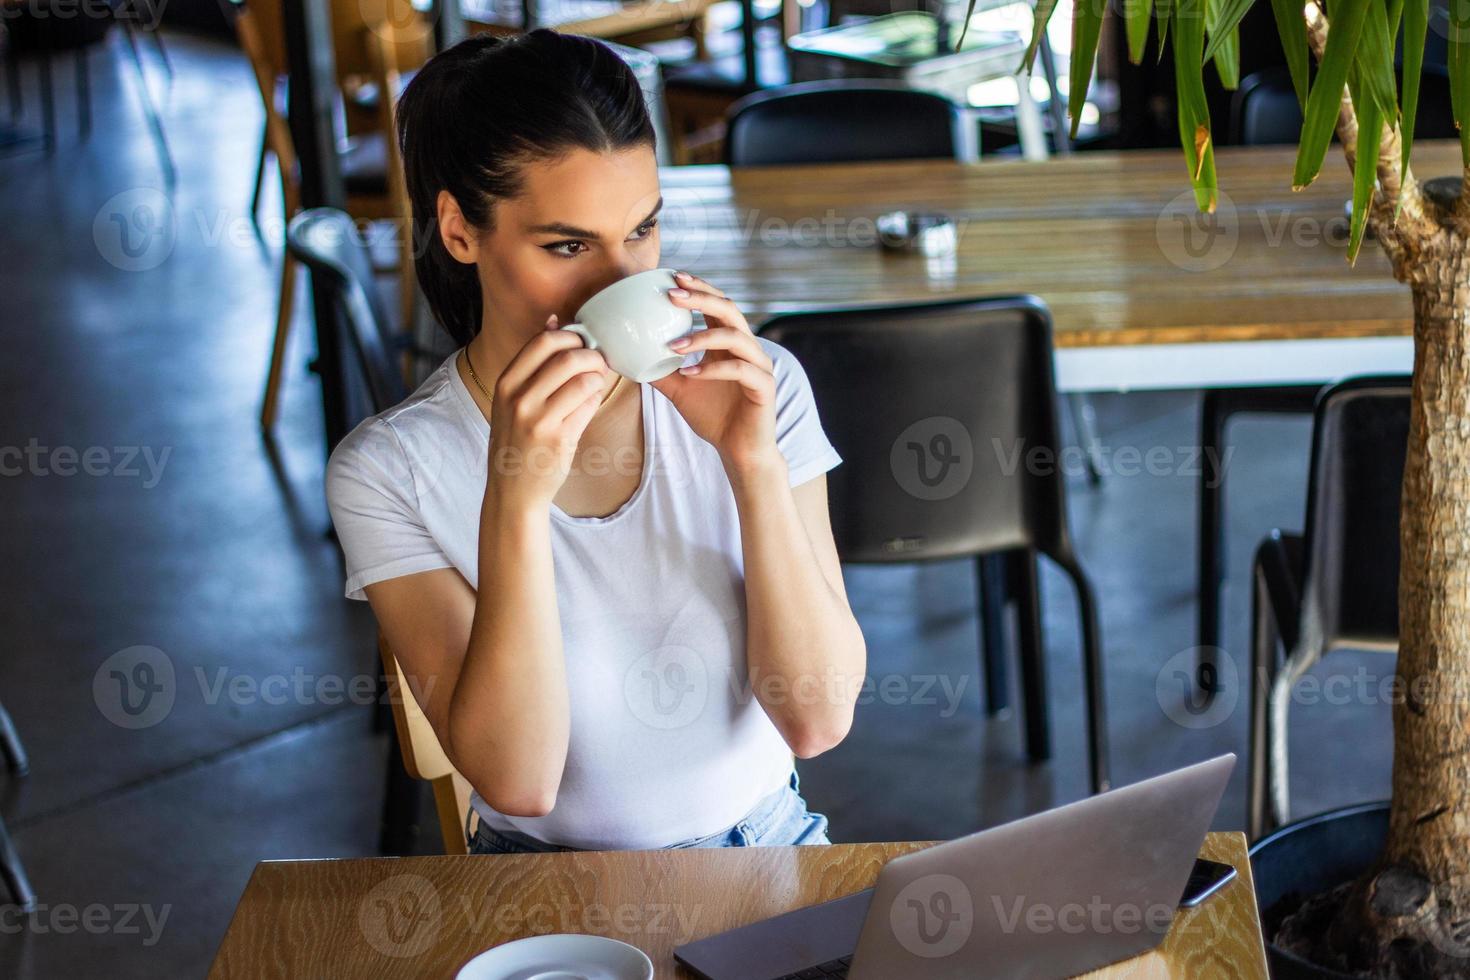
[463, 0, 715, 42]
[209, 832, 1267, 978]
[656, 142, 1460, 391]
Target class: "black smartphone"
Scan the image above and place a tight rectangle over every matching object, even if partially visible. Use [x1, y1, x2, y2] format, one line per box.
[1178, 858, 1237, 907]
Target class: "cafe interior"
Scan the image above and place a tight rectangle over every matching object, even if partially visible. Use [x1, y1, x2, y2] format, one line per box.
[2, 0, 1465, 975]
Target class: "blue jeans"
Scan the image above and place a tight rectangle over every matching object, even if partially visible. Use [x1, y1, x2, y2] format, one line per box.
[468, 769, 831, 854]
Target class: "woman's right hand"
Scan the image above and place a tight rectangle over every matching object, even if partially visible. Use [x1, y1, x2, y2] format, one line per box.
[485, 314, 614, 510]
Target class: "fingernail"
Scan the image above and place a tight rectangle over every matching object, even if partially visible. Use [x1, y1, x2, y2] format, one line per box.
[679, 365, 701, 375]
[546, 314, 559, 328]
[674, 271, 692, 280]
[669, 287, 689, 298]
[668, 337, 690, 349]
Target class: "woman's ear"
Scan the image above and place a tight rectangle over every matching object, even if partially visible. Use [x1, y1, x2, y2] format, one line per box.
[436, 190, 478, 264]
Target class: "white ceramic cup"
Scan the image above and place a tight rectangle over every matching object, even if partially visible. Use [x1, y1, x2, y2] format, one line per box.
[559, 267, 694, 383]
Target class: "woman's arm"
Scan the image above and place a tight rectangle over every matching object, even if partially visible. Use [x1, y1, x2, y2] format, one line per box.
[730, 462, 867, 758]
[363, 326, 620, 816]
[364, 491, 567, 817]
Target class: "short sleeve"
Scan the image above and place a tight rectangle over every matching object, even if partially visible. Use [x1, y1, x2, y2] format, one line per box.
[325, 418, 454, 600]
[758, 336, 843, 488]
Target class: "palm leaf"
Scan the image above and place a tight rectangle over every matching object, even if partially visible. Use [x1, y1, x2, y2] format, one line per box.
[1345, 65, 1382, 262]
[1267, 0, 1311, 107]
[1202, 0, 1256, 64]
[1069, 0, 1108, 138]
[1174, 0, 1219, 210]
[1126, 0, 1155, 63]
[1293, 0, 1371, 189]
[1016, 0, 1062, 73]
[1450, 0, 1470, 167]
[1399, 0, 1427, 201]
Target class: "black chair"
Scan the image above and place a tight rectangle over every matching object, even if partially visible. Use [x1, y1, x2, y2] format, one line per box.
[0, 697, 34, 912]
[3, 0, 173, 178]
[724, 78, 976, 166]
[287, 208, 421, 851]
[1228, 67, 1302, 146]
[1246, 376, 1408, 839]
[285, 208, 407, 422]
[759, 295, 1110, 794]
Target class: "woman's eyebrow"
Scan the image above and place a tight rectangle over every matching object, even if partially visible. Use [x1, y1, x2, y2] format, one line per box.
[526, 197, 664, 239]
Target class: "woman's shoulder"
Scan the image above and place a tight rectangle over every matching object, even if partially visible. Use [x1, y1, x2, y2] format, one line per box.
[325, 354, 470, 502]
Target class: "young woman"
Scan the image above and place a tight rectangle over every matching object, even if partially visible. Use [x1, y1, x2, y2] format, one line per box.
[326, 29, 866, 854]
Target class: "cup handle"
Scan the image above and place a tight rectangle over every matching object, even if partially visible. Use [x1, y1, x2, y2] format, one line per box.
[560, 322, 598, 350]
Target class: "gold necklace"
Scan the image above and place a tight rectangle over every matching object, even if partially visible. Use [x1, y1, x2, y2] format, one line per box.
[461, 346, 624, 413]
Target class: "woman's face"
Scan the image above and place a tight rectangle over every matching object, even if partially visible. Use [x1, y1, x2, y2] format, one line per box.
[441, 144, 663, 350]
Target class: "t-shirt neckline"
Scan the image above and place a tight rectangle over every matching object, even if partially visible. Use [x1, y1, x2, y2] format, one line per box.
[444, 348, 656, 527]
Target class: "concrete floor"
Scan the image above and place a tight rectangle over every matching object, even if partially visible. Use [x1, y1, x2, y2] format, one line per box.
[0, 29, 1393, 979]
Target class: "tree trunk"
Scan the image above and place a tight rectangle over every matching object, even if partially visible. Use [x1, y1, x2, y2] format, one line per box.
[1275, 204, 1470, 976]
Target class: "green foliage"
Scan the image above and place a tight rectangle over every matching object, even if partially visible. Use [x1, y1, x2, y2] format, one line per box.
[974, 0, 1447, 263]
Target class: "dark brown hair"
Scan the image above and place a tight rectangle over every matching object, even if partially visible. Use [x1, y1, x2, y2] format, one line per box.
[395, 30, 657, 346]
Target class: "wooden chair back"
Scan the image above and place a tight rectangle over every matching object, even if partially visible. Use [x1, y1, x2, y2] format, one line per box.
[379, 632, 473, 855]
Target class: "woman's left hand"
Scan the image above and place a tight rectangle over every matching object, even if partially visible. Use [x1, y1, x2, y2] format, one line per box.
[650, 271, 781, 476]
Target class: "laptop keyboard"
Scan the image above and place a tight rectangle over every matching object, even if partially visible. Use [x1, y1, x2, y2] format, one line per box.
[773, 955, 853, 979]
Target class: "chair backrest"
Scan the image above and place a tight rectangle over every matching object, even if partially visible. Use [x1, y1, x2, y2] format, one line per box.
[1301, 375, 1410, 651]
[378, 633, 471, 855]
[1230, 67, 1302, 145]
[286, 208, 407, 416]
[758, 295, 1075, 564]
[724, 80, 973, 166]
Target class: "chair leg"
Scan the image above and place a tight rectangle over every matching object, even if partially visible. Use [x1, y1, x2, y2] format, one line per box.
[4, 42, 20, 121]
[0, 701, 27, 777]
[1247, 562, 1276, 841]
[116, 19, 175, 187]
[1009, 549, 1050, 763]
[0, 816, 35, 913]
[75, 46, 90, 139]
[1198, 390, 1226, 689]
[38, 46, 54, 154]
[249, 128, 268, 232]
[1066, 394, 1104, 486]
[976, 554, 1010, 716]
[260, 254, 297, 431]
[1058, 556, 1110, 794]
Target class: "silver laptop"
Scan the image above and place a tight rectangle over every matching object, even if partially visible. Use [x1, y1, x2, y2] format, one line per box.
[674, 754, 1235, 980]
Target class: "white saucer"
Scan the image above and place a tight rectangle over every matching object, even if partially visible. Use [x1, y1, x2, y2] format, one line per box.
[454, 934, 654, 980]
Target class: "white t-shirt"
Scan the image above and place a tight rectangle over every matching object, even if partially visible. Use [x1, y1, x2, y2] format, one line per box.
[325, 337, 843, 850]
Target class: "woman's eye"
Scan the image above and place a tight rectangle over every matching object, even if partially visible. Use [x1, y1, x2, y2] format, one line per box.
[543, 220, 655, 258]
